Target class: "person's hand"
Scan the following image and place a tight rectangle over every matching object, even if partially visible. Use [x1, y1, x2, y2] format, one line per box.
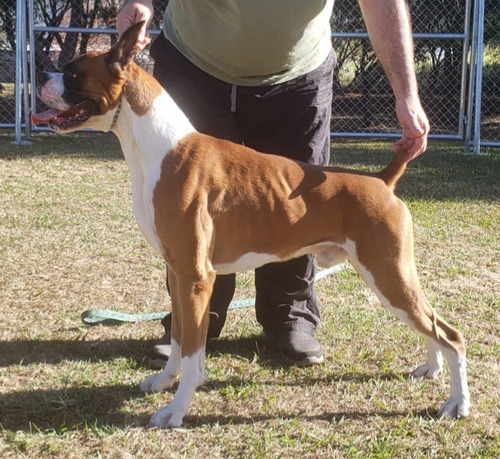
[116, 0, 154, 50]
[392, 97, 430, 161]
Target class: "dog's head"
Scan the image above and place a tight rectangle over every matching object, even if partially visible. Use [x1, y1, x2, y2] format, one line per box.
[32, 22, 144, 132]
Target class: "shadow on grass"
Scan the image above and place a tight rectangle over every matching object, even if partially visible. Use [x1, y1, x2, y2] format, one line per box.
[0, 334, 328, 369]
[0, 337, 155, 367]
[0, 378, 432, 432]
[1, 334, 422, 432]
[0, 375, 426, 433]
[0, 334, 434, 387]
[0, 384, 148, 432]
[0, 334, 413, 380]
[0, 335, 267, 367]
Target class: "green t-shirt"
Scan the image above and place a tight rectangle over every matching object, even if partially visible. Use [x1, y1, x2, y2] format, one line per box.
[162, 0, 334, 86]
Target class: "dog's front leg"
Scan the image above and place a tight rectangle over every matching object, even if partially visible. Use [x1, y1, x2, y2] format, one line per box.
[146, 344, 206, 428]
[144, 269, 215, 428]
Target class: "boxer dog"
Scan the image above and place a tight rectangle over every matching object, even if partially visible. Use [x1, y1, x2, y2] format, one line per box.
[32, 23, 470, 428]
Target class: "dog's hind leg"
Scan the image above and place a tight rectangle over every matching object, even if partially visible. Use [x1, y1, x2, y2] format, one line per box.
[345, 212, 470, 418]
[411, 336, 443, 380]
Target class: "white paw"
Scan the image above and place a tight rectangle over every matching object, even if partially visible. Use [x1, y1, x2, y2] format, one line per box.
[140, 373, 176, 393]
[438, 396, 470, 419]
[411, 363, 442, 380]
[147, 404, 184, 429]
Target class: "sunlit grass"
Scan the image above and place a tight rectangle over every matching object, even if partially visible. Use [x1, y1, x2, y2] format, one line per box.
[1, 133, 499, 457]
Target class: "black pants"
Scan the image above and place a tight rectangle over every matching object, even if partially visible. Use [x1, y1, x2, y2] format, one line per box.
[151, 33, 335, 336]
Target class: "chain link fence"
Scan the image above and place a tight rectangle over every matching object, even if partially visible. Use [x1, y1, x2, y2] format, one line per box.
[330, 0, 469, 139]
[2, 0, 498, 150]
[0, 0, 16, 127]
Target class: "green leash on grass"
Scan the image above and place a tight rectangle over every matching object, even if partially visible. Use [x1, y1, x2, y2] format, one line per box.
[81, 265, 345, 325]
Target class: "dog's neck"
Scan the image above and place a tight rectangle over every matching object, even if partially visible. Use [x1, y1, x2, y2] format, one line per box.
[109, 63, 195, 174]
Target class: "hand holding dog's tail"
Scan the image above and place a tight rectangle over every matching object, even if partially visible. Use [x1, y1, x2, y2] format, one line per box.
[378, 149, 410, 190]
[378, 97, 429, 189]
[392, 97, 430, 161]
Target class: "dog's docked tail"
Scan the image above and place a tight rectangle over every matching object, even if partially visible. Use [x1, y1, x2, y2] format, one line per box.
[377, 150, 409, 190]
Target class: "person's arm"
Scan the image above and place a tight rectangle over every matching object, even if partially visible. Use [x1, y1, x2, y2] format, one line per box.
[116, 0, 154, 49]
[358, 0, 430, 160]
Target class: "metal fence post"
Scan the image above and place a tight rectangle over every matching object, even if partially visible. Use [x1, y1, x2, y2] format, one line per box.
[28, 0, 37, 131]
[465, 0, 478, 153]
[458, 0, 473, 142]
[473, 0, 485, 155]
[12, 0, 23, 144]
[11, 0, 31, 145]
[21, 0, 31, 140]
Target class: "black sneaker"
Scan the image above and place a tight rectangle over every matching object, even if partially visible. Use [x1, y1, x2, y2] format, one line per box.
[149, 334, 172, 369]
[263, 330, 324, 367]
[148, 311, 222, 369]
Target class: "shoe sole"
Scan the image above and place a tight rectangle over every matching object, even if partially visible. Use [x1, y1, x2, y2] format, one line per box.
[280, 352, 324, 367]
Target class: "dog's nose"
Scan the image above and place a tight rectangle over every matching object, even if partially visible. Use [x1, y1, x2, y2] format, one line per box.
[37, 71, 50, 85]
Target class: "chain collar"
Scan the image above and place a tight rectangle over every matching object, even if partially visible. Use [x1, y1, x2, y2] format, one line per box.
[108, 97, 122, 132]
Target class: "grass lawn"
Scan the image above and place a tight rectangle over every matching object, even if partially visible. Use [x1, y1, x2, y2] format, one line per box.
[0, 133, 499, 457]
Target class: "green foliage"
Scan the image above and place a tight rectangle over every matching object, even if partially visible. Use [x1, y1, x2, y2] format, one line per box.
[483, 44, 500, 84]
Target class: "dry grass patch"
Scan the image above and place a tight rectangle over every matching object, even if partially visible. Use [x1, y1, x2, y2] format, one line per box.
[1, 133, 499, 457]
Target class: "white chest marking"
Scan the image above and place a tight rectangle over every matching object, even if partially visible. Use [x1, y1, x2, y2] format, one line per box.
[115, 91, 195, 257]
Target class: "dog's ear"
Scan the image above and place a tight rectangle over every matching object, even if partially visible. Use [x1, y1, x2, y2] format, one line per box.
[106, 21, 145, 77]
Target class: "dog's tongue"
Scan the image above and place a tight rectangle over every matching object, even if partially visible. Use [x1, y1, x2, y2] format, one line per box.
[31, 108, 64, 125]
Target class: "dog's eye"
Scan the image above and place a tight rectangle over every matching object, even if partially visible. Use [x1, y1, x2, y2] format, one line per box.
[66, 72, 77, 80]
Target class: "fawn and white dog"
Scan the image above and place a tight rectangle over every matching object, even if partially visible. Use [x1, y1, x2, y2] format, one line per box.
[32, 23, 470, 428]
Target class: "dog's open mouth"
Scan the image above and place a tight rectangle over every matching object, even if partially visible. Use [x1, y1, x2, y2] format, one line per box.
[31, 100, 96, 131]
